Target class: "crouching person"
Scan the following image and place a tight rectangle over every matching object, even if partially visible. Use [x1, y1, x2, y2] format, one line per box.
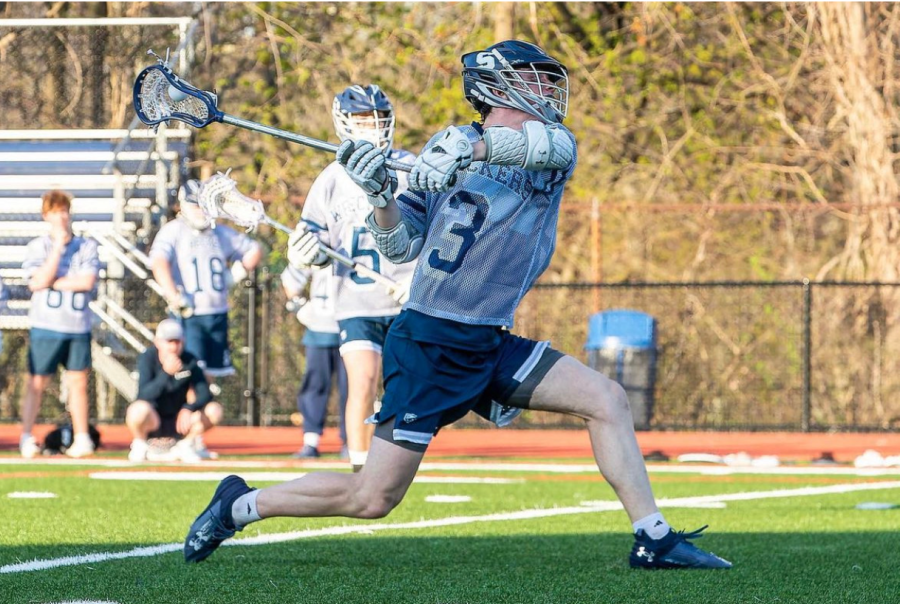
[126, 319, 223, 462]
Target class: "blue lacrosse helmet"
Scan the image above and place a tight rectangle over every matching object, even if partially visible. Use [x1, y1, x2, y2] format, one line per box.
[332, 84, 395, 150]
[461, 40, 569, 124]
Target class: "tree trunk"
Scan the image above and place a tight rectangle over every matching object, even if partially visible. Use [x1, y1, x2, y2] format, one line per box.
[494, 2, 515, 42]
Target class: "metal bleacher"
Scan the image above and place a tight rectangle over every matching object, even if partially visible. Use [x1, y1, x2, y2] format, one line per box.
[0, 16, 198, 418]
[0, 128, 192, 411]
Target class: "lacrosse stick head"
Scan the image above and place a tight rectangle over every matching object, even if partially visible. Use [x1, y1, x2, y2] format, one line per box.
[133, 51, 222, 129]
[198, 172, 267, 233]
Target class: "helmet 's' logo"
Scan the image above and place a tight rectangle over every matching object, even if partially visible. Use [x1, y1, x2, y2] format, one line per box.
[476, 52, 496, 69]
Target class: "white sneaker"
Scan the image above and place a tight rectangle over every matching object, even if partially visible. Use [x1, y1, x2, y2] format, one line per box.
[20, 435, 41, 459]
[65, 438, 95, 459]
[193, 436, 218, 460]
[128, 439, 149, 462]
[173, 438, 201, 463]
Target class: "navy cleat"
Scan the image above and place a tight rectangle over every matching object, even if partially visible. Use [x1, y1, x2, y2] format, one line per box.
[630, 525, 732, 569]
[184, 475, 254, 563]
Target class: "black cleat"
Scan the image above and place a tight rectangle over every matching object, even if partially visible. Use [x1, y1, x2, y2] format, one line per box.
[630, 526, 732, 569]
[184, 475, 254, 563]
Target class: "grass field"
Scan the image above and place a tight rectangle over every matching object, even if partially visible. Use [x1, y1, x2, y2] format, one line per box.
[2, 456, 899, 604]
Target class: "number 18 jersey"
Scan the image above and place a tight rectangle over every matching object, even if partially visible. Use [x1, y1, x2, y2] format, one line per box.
[150, 219, 259, 316]
[301, 149, 416, 322]
[398, 123, 578, 328]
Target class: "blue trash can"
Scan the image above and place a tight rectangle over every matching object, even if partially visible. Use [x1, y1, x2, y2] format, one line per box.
[585, 309, 658, 429]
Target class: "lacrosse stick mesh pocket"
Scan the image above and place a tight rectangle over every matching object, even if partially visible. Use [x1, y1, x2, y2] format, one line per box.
[139, 68, 210, 124]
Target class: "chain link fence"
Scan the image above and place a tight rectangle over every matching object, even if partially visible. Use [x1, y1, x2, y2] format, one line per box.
[3, 278, 900, 431]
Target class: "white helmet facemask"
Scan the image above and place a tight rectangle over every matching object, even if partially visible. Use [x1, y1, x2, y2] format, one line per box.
[331, 85, 395, 151]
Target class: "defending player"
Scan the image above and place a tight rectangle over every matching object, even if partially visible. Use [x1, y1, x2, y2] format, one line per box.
[281, 264, 348, 458]
[184, 41, 730, 570]
[150, 178, 262, 456]
[285, 85, 415, 471]
[19, 190, 100, 458]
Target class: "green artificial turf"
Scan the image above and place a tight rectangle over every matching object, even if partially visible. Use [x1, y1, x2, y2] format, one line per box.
[1, 460, 898, 604]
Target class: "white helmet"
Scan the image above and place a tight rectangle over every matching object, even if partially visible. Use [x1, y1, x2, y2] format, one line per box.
[331, 85, 395, 151]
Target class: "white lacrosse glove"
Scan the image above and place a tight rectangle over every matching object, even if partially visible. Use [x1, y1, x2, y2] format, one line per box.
[284, 296, 308, 313]
[336, 140, 396, 208]
[409, 126, 473, 192]
[167, 293, 193, 319]
[388, 276, 413, 306]
[287, 223, 328, 268]
[226, 261, 249, 288]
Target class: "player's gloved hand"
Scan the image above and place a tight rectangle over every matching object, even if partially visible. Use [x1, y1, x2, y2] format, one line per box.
[409, 126, 472, 192]
[284, 296, 308, 314]
[167, 293, 193, 319]
[336, 140, 397, 208]
[288, 223, 328, 268]
[388, 276, 413, 305]
[226, 261, 249, 288]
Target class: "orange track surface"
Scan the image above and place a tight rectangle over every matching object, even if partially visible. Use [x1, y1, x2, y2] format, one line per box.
[3, 424, 900, 462]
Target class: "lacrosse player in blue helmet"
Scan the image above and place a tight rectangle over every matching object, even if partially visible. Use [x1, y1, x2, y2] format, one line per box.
[281, 84, 416, 471]
[184, 41, 730, 570]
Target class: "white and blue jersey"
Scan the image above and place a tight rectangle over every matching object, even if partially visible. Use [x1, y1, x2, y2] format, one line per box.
[149, 219, 260, 316]
[281, 264, 340, 348]
[22, 235, 100, 335]
[398, 123, 577, 328]
[301, 149, 416, 322]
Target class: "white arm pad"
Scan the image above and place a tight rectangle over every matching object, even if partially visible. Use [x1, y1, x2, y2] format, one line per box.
[483, 122, 575, 171]
[365, 212, 424, 264]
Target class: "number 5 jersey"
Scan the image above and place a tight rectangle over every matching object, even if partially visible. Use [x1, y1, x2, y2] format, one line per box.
[300, 150, 416, 321]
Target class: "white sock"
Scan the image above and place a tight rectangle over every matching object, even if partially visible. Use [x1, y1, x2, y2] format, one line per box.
[303, 432, 321, 448]
[231, 490, 261, 529]
[348, 449, 368, 467]
[20, 432, 33, 445]
[633, 512, 671, 540]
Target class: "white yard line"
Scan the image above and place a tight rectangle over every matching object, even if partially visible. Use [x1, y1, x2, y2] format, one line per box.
[7, 492, 57, 499]
[87, 471, 522, 484]
[4, 456, 900, 476]
[3, 480, 900, 575]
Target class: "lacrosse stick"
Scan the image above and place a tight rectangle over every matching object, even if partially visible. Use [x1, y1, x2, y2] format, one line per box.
[133, 51, 412, 173]
[197, 172, 398, 289]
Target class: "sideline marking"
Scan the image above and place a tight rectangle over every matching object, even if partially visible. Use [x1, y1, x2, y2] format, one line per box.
[87, 471, 521, 484]
[3, 480, 899, 575]
[426, 495, 473, 503]
[3, 456, 900, 476]
[7, 491, 57, 499]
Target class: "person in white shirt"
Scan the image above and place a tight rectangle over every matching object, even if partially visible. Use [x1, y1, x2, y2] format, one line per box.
[20, 190, 100, 459]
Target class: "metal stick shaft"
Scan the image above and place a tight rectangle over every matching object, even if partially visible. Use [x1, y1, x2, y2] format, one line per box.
[260, 216, 396, 288]
[220, 114, 411, 173]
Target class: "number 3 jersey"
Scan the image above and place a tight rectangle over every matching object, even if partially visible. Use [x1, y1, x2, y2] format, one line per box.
[397, 123, 578, 328]
[300, 150, 416, 322]
[150, 219, 259, 316]
[22, 235, 100, 334]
